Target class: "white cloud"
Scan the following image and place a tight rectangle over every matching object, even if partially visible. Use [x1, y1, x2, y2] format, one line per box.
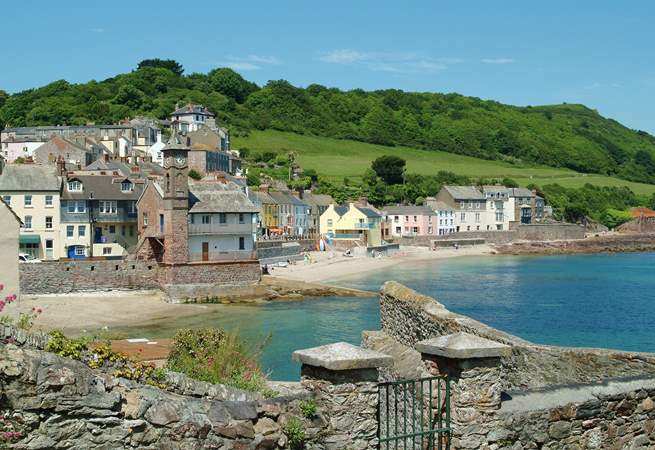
[318, 49, 462, 74]
[481, 58, 515, 64]
[224, 62, 261, 71]
[216, 54, 281, 71]
[88, 28, 105, 33]
[583, 82, 623, 90]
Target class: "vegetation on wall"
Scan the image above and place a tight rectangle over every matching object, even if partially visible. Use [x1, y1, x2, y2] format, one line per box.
[3, 60, 655, 185]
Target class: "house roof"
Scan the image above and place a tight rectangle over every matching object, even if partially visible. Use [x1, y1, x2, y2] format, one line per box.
[0, 196, 22, 225]
[187, 126, 221, 150]
[84, 159, 164, 178]
[0, 165, 61, 192]
[33, 136, 89, 160]
[249, 190, 276, 205]
[171, 104, 215, 117]
[268, 191, 294, 205]
[431, 201, 454, 211]
[162, 131, 191, 152]
[508, 187, 534, 198]
[356, 206, 381, 218]
[334, 206, 348, 216]
[442, 185, 486, 200]
[630, 207, 655, 218]
[62, 175, 144, 200]
[383, 205, 437, 216]
[189, 181, 259, 213]
[482, 185, 510, 194]
[302, 193, 334, 207]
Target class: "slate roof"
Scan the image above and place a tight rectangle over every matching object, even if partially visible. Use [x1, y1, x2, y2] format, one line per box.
[189, 181, 259, 214]
[171, 104, 215, 117]
[84, 159, 164, 178]
[62, 175, 144, 200]
[0, 165, 61, 192]
[268, 191, 294, 205]
[302, 193, 334, 207]
[482, 185, 510, 194]
[508, 187, 535, 198]
[248, 190, 276, 205]
[442, 185, 486, 200]
[334, 206, 348, 216]
[383, 205, 437, 216]
[431, 201, 454, 211]
[357, 206, 382, 218]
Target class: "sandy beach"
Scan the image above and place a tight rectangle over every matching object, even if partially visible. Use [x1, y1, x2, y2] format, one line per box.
[4, 245, 492, 334]
[269, 244, 494, 283]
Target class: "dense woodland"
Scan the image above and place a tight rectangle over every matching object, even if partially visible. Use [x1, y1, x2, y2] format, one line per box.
[2, 59, 655, 184]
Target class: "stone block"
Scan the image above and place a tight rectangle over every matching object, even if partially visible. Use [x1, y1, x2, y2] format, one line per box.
[292, 342, 392, 371]
[415, 332, 511, 359]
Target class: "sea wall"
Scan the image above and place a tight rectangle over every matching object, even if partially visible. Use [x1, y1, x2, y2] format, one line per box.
[618, 216, 655, 233]
[497, 233, 655, 255]
[19, 259, 261, 296]
[378, 281, 655, 390]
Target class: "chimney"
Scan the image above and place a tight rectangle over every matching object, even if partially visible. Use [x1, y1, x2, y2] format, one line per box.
[104, 154, 110, 162]
[56, 157, 66, 176]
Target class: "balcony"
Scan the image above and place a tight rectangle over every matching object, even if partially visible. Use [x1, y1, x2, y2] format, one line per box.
[354, 222, 375, 229]
[188, 222, 254, 235]
[188, 250, 257, 262]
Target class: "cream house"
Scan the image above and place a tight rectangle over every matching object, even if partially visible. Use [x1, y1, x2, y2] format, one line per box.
[0, 197, 21, 298]
[0, 165, 62, 260]
[320, 203, 383, 247]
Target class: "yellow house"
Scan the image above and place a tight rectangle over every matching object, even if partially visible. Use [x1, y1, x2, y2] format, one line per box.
[250, 190, 280, 235]
[320, 203, 383, 247]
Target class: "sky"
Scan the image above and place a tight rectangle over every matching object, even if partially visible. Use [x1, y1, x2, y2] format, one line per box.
[3, 1, 654, 132]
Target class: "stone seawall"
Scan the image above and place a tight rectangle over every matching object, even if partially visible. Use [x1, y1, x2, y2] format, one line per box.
[378, 281, 655, 390]
[497, 233, 655, 255]
[19, 259, 261, 296]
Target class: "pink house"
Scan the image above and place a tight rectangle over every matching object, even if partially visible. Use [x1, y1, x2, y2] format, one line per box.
[382, 205, 438, 238]
[1, 137, 44, 163]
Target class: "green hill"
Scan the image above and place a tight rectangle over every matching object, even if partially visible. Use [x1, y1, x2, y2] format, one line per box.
[2, 61, 655, 186]
[234, 130, 655, 196]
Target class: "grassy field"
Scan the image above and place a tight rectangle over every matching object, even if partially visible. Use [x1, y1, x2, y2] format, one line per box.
[234, 130, 655, 196]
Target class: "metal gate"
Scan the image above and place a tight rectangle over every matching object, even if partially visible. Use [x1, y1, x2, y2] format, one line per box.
[378, 376, 451, 450]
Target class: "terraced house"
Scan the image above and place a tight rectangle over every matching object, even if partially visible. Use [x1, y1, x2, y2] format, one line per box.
[60, 173, 144, 258]
[436, 185, 490, 232]
[320, 203, 383, 247]
[382, 205, 438, 238]
[0, 165, 62, 260]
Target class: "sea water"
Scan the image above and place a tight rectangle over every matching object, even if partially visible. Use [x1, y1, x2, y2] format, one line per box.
[122, 252, 655, 381]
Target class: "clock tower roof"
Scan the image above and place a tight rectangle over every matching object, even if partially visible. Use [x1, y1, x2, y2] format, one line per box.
[163, 130, 191, 152]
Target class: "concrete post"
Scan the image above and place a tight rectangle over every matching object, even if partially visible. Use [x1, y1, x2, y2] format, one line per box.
[292, 342, 392, 450]
[415, 332, 510, 448]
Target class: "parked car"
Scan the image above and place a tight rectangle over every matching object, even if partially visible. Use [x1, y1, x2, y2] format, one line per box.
[19, 253, 41, 263]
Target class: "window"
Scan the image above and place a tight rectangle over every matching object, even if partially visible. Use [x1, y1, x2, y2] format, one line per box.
[143, 212, 149, 226]
[79, 225, 86, 237]
[460, 212, 466, 222]
[45, 216, 53, 229]
[159, 214, 164, 233]
[239, 213, 245, 224]
[428, 216, 432, 222]
[475, 213, 480, 223]
[413, 216, 417, 222]
[121, 225, 126, 236]
[121, 181, 133, 192]
[67, 200, 85, 213]
[394, 216, 399, 223]
[468, 202, 472, 209]
[218, 213, 227, 224]
[129, 225, 134, 237]
[460, 202, 465, 209]
[99, 201, 117, 214]
[327, 219, 333, 228]
[413, 227, 419, 233]
[67, 225, 74, 238]
[75, 246, 85, 256]
[45, 239, 53, 259]
[24, 195, 32, 207]
[109, 225, 116, 234]
[202, 215, 211, 224]
[405, 216, 409, 221]
[239, 236, 245, 250]
[475, 202, 480, 209]
[24, 216, 32, 229]
[103, 247, 112, 255]
[68, 180, 82, 191]
[496, 212, 503, 222]
[2, 195, 10, 205]
[128, 201, 136, 214]
[43, 195, 53, 207]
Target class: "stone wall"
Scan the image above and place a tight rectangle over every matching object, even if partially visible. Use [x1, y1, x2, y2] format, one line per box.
[378, 281, 655, 391]
[19, 259, 261, 296]
[618, 216, 655, 233]
[514, 223, 585, 241]
[1, 346, 325, 450]
[19, 260, 160, 294]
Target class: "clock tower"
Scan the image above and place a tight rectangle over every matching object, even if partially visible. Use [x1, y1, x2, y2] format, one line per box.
[161, 131, 190, 265]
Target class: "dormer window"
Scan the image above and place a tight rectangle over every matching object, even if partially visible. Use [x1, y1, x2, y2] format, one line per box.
[121, 181, 133, 192]
[68, 180, 82, 192]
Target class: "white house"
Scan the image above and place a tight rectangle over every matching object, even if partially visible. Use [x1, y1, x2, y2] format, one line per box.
[170, 104, 215, 133]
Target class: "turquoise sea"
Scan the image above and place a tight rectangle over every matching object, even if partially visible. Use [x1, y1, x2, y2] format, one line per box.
[125, 252, 655, 381]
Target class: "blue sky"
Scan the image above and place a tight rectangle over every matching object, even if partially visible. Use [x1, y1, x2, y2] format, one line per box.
[3, 1, 654, 132]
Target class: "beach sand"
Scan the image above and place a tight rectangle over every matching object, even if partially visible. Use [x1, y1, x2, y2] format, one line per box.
[269, 244, 493, 283]
[4, 245, 492, 335]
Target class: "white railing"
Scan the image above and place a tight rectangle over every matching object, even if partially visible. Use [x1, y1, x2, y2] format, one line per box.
[188, 250, 257, 262]
[188, 222, 255, 235]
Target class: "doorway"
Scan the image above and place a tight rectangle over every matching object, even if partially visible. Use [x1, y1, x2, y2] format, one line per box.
[202, 242, 209, 261]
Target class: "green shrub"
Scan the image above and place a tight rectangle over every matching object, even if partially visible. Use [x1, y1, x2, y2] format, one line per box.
[46, 331, 89, 359]
[188, 169, 202, 180]
[283, 416, 305, 449]
[299, 398, 317, 418]
[166, 328, 273, 396]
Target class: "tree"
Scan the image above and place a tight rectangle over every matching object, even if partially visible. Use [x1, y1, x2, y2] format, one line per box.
[501, 178, 519, 188]
[208, 68, 258, 103]
[0, 89, 8, 109]
[137, 59, 184, 76]
[563, 203, 589, 223]
[188, 169, 202, 180]
[361, 105, 395, 146]
[635, 150, 655, 175]
[246, 170, 261, 187]
[371, 155, 406, 185]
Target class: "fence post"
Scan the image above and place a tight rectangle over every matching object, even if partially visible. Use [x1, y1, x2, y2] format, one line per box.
[415, 332, 510, 449]
[293, 342, 392, 450]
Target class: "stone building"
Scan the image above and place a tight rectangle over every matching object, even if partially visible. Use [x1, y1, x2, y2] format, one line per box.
[32, 135, 103, 167]
[136, 132, 258, 264]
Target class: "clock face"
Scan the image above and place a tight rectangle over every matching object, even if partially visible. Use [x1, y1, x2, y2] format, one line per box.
[175, 155, 186, 166]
